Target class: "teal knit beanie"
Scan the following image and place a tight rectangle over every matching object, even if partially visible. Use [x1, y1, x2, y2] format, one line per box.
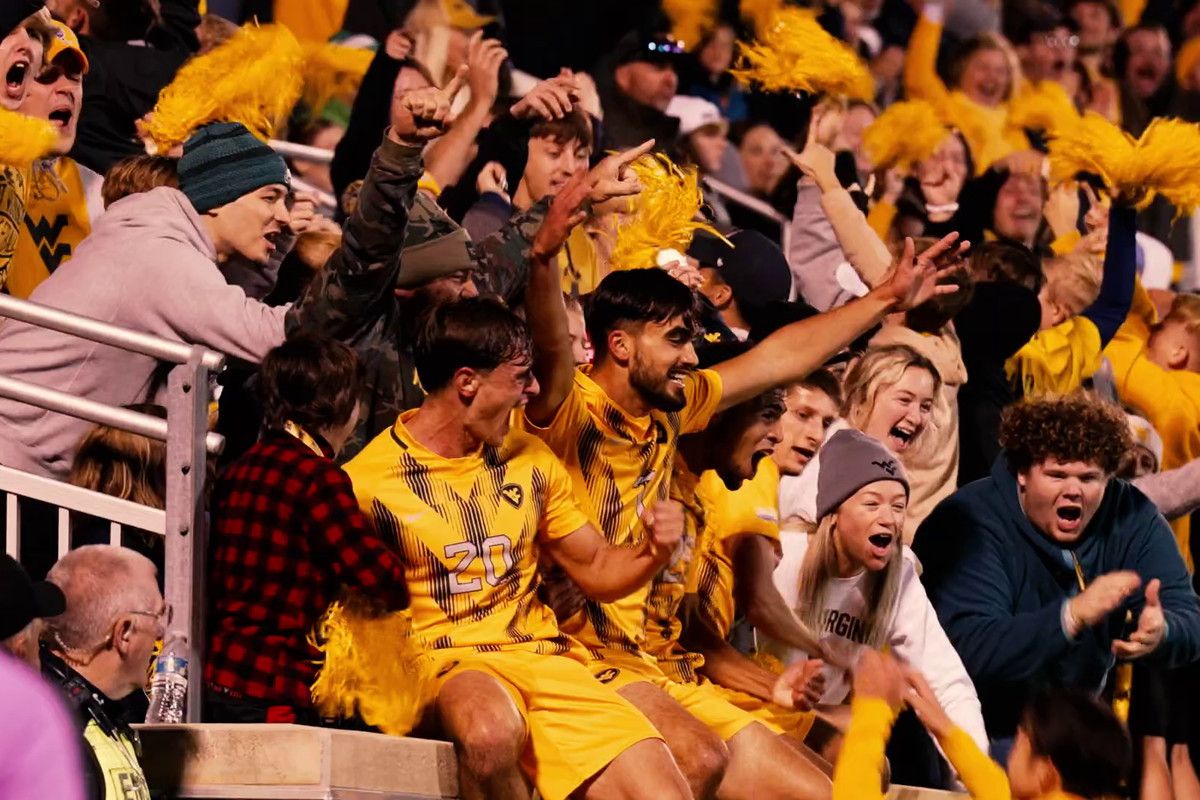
[178, 122, 291, 213]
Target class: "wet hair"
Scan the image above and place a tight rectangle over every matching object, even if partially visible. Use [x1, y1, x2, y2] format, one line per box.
[414, 297, 533, 392]
[259, 334, 364, 434]
[969, 240, 1043, 292]
[529, 109, 594, 152]
[1022, 689, 1131, 798]
[999, 395, 1132, 475]
[102, 154, 180, 208]
[587, 269, 698, 359]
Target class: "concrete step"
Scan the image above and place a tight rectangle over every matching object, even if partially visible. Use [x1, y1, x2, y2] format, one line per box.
[137, 723, 968, 799]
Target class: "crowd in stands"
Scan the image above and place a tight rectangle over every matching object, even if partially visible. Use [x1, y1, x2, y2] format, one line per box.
[3, 0, 1200, 798]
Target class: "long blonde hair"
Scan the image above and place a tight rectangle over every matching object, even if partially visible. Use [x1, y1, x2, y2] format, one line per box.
[841, 344, 942, 456]
[795, 513, 904, 650]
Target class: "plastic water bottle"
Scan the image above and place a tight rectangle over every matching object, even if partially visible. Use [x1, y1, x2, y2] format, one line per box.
[145, 652, 188, 723]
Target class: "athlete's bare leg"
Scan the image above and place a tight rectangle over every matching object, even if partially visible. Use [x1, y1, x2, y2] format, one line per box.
[437, 671, 531, 800]
[579, 737, 694, 800]
[719, 722, 832, 800]
[618, 681, 729, 800]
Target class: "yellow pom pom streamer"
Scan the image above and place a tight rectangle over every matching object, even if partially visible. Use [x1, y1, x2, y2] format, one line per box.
[302, 41, 374, 114]
[610, 153, 728, 270]
[862, 99, 948, 171]
[740, 0, 785, 36]
[0, 108, 58, 166]
[663, 0, 719, 51]
[309, 601, 433, 736]
[1008, 80, 1080, 138]
[729, 7, 874, 101]
[1049, 113, 1200, 213]
[146, 23, 304, 152]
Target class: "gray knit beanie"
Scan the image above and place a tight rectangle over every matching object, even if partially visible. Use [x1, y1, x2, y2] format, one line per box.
[815, 429, 910, 520]
[178, 122, 291, 214]
[395, 192, 481, 289]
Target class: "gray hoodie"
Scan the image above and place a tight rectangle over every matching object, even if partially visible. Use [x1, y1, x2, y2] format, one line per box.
[0, 187, 287, 479]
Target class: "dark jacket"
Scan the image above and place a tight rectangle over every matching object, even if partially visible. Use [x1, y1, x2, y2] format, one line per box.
[70, 0, 201, 173]
[913, 457, 1200, 740]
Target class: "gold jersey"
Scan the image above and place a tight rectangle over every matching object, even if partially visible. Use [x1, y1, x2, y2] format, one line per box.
[346, 410, 591, 653]
[521, 366, 723, 657]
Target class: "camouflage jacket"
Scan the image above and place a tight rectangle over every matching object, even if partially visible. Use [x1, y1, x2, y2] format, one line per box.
[288, 145, 547, 461]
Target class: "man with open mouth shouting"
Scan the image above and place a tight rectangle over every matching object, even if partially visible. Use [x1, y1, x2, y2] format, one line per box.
[914, 395, 1200, 763]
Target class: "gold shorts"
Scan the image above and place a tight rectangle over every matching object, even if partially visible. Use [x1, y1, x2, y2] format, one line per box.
[428, 646, 662, 800]
[588, 649, 764, 742]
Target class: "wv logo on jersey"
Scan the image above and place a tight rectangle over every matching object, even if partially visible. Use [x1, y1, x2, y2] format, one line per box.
[500, 483, 524, 509]
[25, 214, 71, 271]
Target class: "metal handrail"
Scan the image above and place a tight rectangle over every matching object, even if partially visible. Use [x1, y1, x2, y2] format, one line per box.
[703, 176, 789, 224]
[0, 374, 224, 455]
[270, 139, 334, 165]
[1, 466, 166, 536]
[0, 295, 226, 372]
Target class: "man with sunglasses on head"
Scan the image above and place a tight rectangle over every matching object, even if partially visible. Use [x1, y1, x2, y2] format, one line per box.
[41, 545, 164, 800]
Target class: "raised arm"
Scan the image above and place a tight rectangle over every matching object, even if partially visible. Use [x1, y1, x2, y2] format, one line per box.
[732, 534, 825, 657]
[903, 2, 954, 106]
[1081, 203, 1137, 347]
[288, 70, 468, 340]
[714, 233, 965, 411]
[542, 501, 682, 602]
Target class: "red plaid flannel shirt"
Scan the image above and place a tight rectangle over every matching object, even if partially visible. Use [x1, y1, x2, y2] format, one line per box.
[204, 431, 405, 708]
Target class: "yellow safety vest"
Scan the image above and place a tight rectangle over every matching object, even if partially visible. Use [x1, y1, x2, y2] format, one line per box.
[83, 720, 151, 800]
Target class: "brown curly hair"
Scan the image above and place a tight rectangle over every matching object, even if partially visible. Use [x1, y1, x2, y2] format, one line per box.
[999, 396, 1132, 475]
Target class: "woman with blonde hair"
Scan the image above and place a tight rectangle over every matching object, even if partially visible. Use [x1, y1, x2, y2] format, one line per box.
[779, 344, 943, 538]
[770, 428, 986, 763]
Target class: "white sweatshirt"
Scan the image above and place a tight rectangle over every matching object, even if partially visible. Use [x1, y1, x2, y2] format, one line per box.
[770, 531, 989, 753]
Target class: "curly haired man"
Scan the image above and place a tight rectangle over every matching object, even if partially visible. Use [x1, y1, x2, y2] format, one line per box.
[913, 395, 1200, 762]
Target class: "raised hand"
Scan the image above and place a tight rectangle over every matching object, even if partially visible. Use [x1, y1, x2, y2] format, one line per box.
[1044, 183, 1081, 240]
[390, 65, 469, 145]
[772, 658, 826, 710]
[877, 232, 969, 311]
[385, 29, 413, 60]
[511, 71, 581, 120]
[531, 171, 591, 262]
[586, 138, 655, 204]
[286, 191, 318, 236]
[476, 161, 510, 202]
[465, 30, 508, 111]
[642, 500, 685, 560]
[1112, 578, 1166, 659]
[851, 649, 907, 711]
[1067, 570, 1140, 634]
[904, 668, 955, 739]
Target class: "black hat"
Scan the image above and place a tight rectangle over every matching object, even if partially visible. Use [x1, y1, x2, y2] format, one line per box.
[1, 0, 43, 37]
[612, 28, 686, 67]
[0, 554, 65, 640]
[689, 229, 792, 309]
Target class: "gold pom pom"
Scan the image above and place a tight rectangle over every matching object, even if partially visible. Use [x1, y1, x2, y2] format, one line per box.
[862, 99, 948, 171]
[302, 41, 374, 114]
[0, 108, 58, 165]
[664, 0, 719, 51]
[1049, 113, 1200, 213]
[147, 23, 305, 152]
[309, 601, 433, 736]
[1008, 80, 1080, 138]
[610, 152, 728, 270]
[729, 7, 874, 100]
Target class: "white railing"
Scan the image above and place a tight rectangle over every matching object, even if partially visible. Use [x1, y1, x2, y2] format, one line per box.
[704, 175, 793, 257]
[0, 293, 224, 722]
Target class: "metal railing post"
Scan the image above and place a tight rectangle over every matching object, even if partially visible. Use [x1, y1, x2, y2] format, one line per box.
[164, 347, 210, 723]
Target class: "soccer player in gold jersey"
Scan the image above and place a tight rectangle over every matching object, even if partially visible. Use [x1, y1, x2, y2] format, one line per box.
[345, 298, 692, 800]
[523, 183, 964, 798]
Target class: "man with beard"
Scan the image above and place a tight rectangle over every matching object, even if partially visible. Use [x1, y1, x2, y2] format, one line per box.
[521, 207, 963, 798]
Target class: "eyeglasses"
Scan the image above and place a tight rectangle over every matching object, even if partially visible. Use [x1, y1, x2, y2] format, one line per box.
[129, 604, 173, 631]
